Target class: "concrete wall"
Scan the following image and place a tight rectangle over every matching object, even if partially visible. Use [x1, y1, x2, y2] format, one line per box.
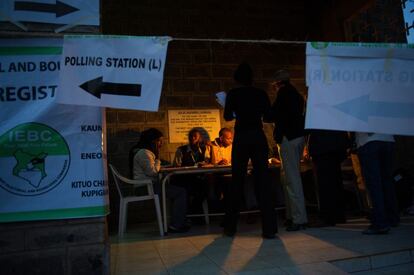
[0, 218, 108, 275]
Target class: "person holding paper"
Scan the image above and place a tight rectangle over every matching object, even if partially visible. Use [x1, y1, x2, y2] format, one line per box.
[223, 62, 278, 239]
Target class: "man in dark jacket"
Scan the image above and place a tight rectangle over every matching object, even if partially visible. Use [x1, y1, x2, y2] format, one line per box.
[270, 70, 307, 231]
[173, 128, 209, 224]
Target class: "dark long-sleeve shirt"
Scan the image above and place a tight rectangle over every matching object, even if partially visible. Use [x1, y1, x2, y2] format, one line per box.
[224, 86, 271, 143]
[270, 82, 305, 143]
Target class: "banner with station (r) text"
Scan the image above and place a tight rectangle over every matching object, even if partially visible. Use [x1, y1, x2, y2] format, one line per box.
[305, 42, 414, 136]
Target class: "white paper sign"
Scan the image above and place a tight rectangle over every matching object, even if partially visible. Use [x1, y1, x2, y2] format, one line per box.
[402, 0, 414, 43]
[0, 0, 99, 26]
[0, 38, 108, 222]
[57, 35, 170, 111]
[305, 42, 414, 136]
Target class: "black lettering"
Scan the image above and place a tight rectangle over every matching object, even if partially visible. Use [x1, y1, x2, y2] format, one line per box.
[105, 58, 146, 69]
[6, 62, 36, 72]
[93, 180, 104, 187]
[112, 58, 119, 66]
[81, 125, 102, 132]
[19, 86, 31, 100]
[49, 85, 57, 97]
[39, 61, 47, 71]
[37, 86, 47, 100]
[39, 61, 59, 71]
[105, 58, 112, 67]
[81, 189, 107, 197]
[0, 86, 57, 102]
[65, 56, 102, 67]
[6, 87, 16, 101]
[8, 62, 16, 72]
[81, 152, 103, 159]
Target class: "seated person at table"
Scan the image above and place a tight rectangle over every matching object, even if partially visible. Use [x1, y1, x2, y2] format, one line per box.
[208, 128, 258, 222]
[131, 128, 189, 233]
[173, 128, 209, 224]
[174, 128, 209, 167]
[210, 127, 233, 166]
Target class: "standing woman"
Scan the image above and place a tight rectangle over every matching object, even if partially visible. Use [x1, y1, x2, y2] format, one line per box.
[223, 62, 278, 239]
[131, 128, 189, 233]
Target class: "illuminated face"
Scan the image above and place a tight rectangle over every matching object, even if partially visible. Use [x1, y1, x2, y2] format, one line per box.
[189, 131, 201, 145]
[154, 136, 163, 150]
[220, 131, 233, 147]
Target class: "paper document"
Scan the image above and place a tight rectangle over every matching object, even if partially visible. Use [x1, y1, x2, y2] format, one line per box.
[215, 91, 227, 108]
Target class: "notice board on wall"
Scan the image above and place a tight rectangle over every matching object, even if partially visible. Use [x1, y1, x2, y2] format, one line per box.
[168, 109, 221, 143]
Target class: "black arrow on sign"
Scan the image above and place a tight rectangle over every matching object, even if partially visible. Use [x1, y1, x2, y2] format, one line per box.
[80, 77, 142, 99]
[14, 0, 79, 18]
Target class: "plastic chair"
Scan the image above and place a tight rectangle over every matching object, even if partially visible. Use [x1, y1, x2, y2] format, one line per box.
[109, 164, 164, 237]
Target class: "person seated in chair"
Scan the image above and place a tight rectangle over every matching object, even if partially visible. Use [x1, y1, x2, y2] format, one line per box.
[209, 128, 258, 223]
[173, 128, 210, 224]
[131, 128, 189, 233]
[210, 127, 233, 166]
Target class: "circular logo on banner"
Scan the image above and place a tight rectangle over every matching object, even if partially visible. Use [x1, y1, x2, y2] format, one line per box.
[311, 42, 330, 49]
[0, 122, 70, 196]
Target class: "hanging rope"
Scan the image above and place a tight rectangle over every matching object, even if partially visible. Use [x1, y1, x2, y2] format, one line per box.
[172, 37, 306, 45]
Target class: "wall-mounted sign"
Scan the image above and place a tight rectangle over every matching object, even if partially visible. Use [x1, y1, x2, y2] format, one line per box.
[306, 42, 414, 136]
[168, 109, 221, 143]
[56, 35, 170, 111]
[0, 0, 99, 27]
[0, 38, 108, 222]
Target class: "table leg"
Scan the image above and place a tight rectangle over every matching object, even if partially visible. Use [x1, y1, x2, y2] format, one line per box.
[162, 176, 168, 233]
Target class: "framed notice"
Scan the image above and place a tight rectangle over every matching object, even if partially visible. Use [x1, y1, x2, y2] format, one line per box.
[168, 109, 221, 143]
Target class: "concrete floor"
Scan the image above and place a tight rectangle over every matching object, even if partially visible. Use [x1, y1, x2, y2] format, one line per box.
[110, 216, 414, 274]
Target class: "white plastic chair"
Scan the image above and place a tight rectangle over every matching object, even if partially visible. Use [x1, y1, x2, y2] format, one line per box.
[109, 164, 164, 237]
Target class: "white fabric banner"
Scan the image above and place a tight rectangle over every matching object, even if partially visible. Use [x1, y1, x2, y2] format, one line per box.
[0, 0, 99, 26]
[305, 42, 414, 136]
[57, 35, 171, 111]
[0, 38, 108, 222]
[402, 1, 414, 43]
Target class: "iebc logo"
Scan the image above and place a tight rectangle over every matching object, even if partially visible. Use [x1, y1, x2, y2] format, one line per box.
[0, 123, 70, 196]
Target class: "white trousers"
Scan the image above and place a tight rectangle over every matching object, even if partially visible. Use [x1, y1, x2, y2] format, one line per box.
[278, 136, 308, 224]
